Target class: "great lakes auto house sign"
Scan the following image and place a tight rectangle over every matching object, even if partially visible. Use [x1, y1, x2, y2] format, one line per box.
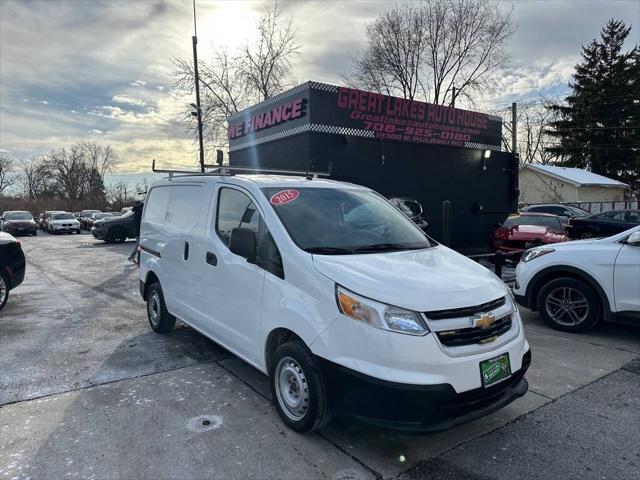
[228, 81, 502, 152]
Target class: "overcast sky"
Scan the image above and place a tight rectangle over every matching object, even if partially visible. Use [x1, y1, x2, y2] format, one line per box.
[1, 0, 638, 173]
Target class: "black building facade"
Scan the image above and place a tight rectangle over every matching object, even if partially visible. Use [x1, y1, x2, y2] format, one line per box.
[228, 81, 518, 253]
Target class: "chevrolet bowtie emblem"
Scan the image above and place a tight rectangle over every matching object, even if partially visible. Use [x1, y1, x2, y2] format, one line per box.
[474, 313, 495, 329]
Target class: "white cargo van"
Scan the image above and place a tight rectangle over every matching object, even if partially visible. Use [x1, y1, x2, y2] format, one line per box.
[138, 173, 531, 433]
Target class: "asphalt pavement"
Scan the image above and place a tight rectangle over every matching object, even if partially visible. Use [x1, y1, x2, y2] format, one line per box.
[1, 232, 639, 479]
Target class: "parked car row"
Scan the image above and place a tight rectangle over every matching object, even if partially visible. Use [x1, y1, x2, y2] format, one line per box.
[491, 204, 640, 257]
[11, 209, 129, 235]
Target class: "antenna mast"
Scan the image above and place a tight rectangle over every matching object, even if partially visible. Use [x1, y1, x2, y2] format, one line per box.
[192, 0, 205, 172]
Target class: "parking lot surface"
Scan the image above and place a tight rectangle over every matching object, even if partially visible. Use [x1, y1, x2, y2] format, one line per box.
[1, 233, 639, 479]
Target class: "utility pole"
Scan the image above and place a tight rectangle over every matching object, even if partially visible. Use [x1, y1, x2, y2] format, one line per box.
[451, 86, 456, 108]
[511, 102, 517, 155]
[192, 0, 205, 172]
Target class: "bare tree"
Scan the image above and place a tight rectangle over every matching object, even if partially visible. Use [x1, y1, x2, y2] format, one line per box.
[349, 0, 515, 105]
[348, 3, 427, 100]
[18, 158, 45, 199]
[173, 2, 300, 155]
[496, 99, 561, 165]
[41, 142, 116, 204]
[80, 142, 118, 177]
[240, 2, 300, 101]
[0, 152, 14, 195]
[174, 49, 249, 154]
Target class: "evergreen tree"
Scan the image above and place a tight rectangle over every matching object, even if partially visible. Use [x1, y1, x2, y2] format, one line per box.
[547, 19, 639, 191]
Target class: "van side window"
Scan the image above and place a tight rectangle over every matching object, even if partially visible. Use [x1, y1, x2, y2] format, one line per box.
[144, 186, 171, 224]
[165, 185, 203, 230]
[216, 188, 284, 278]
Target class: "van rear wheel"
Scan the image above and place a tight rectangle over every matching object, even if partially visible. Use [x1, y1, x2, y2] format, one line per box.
[146, 282, 175, 333]
[269, 341, 332, 433]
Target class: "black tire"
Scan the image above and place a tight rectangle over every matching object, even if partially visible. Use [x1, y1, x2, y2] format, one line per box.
[146, 282, 175, 333]
[32, 230, 37, 236]
[107, 227, 127, 244]
[269, 340, 332, 433]
[0, 271, 9, 311]
[537, 277, 601, 332]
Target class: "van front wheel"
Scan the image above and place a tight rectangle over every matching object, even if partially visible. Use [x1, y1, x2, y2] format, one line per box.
[269, 341, 332, 433]
[146, 282, 175, 333]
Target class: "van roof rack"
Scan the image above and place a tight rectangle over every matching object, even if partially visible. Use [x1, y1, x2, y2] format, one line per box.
[152, 159, 330, 180]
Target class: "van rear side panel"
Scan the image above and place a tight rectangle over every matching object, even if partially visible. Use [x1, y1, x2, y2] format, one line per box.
[140, 182, 208, 319]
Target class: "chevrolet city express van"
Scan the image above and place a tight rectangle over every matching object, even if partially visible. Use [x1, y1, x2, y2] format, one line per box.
[138, 174, 531, 433]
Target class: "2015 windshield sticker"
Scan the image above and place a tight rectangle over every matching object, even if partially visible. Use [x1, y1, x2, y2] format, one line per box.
[270, 189, 299, 205]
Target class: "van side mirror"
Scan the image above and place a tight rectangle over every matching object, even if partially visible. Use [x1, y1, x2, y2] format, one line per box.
[229, 228, 257, 261]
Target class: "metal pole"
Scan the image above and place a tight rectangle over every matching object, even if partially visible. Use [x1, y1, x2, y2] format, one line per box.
[494, 250, 503, 279]
[442, 200, 451, 247]
[511, 102, 517, 155]
[452, 86, 456, 108]
[192, 0, 205, 172]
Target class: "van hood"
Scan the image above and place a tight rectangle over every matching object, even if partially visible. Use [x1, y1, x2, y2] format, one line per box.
[312, 246, 508, 312]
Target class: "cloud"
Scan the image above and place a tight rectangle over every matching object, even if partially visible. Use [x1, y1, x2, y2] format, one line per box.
[1, 0, 638, 175]
[112, 94, 146, 106]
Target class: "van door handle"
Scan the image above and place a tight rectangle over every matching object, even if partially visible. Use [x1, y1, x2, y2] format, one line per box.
[183, 242, 189, 260]
[206, 251, 217, 266]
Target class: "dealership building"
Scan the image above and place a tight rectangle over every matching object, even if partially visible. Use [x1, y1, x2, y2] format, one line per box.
[228, 81, 517, 253]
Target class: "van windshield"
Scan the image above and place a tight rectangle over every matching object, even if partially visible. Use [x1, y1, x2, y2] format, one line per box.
[261, 187, 431, 254]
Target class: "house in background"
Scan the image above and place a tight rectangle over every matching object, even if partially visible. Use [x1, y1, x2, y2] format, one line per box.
[519, 164, 629, 205]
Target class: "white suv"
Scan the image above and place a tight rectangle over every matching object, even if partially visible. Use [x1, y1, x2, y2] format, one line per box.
[514, 226, 640, 332]
[138, 174, 530, 433]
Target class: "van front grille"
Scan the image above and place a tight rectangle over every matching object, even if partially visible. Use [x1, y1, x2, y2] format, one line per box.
[424, 297, 506, 320]
[436, 315, 512, 347]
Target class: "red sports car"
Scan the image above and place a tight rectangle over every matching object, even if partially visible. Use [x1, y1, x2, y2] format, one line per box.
[491, 213, 569, 253]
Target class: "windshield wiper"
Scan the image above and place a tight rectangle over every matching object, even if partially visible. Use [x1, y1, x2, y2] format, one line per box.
[305, 246, 355, 255]
[353, 243, 429, 253]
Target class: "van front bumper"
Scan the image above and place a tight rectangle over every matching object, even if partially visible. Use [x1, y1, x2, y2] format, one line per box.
[316, 349, 530, 433]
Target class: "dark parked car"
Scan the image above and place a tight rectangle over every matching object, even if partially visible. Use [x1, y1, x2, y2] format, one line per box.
[568, 209, 640, 239]
[491, 212, 569, 253]
[0, 232, 26, 311]
[1, 211, 38, 236]
[84, 212, 115, 230]
[521, 203, 589, 225]
[79, 210, 102, 230]
[388, 197, 430, 231]
[91, 211, 135, 243]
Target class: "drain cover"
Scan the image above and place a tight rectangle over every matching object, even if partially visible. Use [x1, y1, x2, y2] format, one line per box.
[187, 415, 223, 433]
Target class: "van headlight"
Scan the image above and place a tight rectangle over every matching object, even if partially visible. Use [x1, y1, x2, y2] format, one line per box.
[336, 285, 429, 336]
[522, 248, 555, 262]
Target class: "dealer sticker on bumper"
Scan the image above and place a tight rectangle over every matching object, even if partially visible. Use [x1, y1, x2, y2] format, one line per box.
[480, 353, 511, 387]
